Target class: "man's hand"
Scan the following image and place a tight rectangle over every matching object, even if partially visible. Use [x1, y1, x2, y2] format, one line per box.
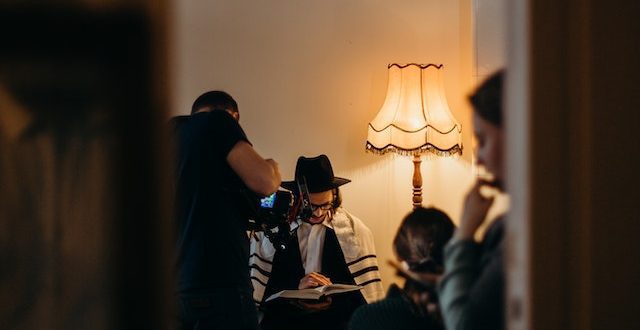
[295, 272, 333, 311]
[298, 272, 332, 289]
[454, 179, 495, 241]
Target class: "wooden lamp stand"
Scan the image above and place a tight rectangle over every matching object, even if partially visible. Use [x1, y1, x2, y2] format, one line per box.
[412, 154, 422, 209]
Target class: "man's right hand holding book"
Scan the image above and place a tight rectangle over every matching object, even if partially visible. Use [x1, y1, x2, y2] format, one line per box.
[295, 272, 333, 311]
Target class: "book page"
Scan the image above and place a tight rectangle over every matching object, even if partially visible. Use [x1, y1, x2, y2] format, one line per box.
[264, 284, 361, 302]
[317, 284, 361, 296]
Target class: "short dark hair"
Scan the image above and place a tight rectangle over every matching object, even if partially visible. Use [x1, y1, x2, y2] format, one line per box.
[331, 188, 342, 209]
[191, 90, 238, 115]
[469, 70, 504, 127]
[393, 207, 455, 270]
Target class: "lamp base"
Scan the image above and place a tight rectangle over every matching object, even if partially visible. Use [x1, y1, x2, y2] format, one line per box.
[412, 154, 422, 209]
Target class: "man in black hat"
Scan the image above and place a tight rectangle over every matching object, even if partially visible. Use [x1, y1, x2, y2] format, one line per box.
[249, 154, 384, 330]
[172, 90, 281, 330]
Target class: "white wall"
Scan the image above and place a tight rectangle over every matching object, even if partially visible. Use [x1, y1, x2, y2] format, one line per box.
[169, 0, 490, 289]
[474, 0, 506, 77]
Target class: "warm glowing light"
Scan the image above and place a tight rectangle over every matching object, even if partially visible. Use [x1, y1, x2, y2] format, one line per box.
[366, 63, 462, 208]
[366, 63, 462, 156]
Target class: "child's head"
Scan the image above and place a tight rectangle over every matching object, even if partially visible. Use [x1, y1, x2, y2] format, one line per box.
[393, 207, 455, 272]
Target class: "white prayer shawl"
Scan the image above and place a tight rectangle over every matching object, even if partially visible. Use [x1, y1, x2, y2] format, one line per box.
[249, 208, 385, 306]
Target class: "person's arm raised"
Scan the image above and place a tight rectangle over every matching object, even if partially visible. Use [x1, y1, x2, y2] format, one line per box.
[227, 140, 281, 196]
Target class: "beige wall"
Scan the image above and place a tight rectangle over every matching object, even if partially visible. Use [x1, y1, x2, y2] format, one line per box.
[168, 0, 494, 289]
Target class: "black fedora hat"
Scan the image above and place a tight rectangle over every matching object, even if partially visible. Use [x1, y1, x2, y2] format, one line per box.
[281, 155, 351, 193]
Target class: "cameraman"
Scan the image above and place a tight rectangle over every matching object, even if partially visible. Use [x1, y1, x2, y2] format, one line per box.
[172, 91, 281, 330]
[249, 155, 384, 330]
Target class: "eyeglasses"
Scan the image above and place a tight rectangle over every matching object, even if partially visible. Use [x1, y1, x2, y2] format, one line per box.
[310, 202, 333, 212]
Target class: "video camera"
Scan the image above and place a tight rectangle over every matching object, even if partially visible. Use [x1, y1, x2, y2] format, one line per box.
[247, 178, 313, 251]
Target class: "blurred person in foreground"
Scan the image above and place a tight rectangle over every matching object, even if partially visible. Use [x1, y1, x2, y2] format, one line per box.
[172, 91, 281, 330]
[438, 70, 507, 330]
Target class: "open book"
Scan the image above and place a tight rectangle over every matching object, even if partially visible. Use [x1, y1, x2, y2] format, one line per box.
[264, 284, 362, 302]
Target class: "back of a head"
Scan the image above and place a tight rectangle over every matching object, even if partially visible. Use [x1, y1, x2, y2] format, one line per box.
[191, 90, 238, 114]
[469, 70, 504, 128]
[393, 207, 455, 270]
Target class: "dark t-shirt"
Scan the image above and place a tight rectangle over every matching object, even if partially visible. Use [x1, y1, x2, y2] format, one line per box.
[173, 110, 253, 293]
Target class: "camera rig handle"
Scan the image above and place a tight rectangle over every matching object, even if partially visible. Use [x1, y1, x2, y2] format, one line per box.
[295, 176, 313, 222]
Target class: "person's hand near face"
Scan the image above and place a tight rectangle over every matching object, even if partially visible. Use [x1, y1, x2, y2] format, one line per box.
[455, 179, 496, 241]
[455, 112, 503, 242]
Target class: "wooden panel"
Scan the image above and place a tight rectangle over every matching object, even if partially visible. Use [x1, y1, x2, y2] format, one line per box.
[0, 4, 172, 329]
[508, 0, 640, 329]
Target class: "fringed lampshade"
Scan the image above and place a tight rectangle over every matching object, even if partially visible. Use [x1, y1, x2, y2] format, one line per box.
[366, 63, 462, 208]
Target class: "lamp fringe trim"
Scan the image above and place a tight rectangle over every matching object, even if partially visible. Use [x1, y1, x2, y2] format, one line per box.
[365, 142, 462, 157]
